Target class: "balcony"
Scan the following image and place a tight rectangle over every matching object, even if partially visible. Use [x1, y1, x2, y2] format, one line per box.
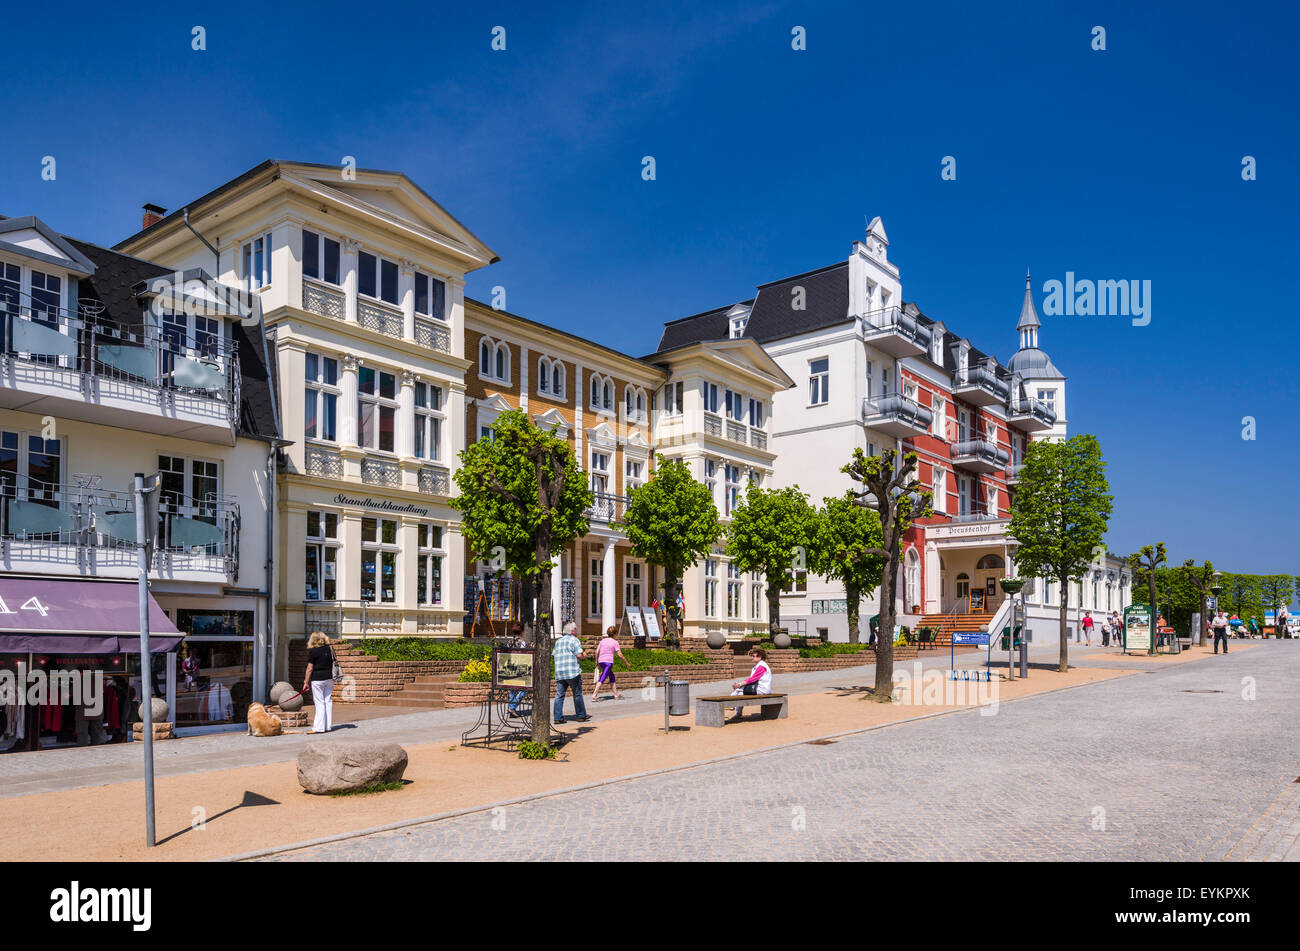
[0, 476, 239, 581]
[0, 299, 240, 445]
[302, 280, 345, 320]
[302, 280, 453, 355]
[953, 363, 1009, 407]
[862, 393, 934, 438]
[358, 299, 404, 339]
[587, 491, 626, 524]
[750, 429, 767, 450]
[1006, 396, 1056, 432]
[951, 439, 1010, 474]
[949, 511, 1005, 524]
[361, 456, 401, 488]
[415, 318, 451, 354]
[303, 443, 343, 479]
[417, 464, 450, 496]
[1006, 462, 1024, 485]
[304, 600, 455, 638]
[860, 306, 932, 358]
[703, 412, 722, 438]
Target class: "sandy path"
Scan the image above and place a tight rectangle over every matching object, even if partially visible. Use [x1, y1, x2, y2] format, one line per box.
[0, 664, 1132, 861]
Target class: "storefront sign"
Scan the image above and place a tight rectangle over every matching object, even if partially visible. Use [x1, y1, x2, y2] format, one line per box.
[1124, 605, 1152, 653]
[333, 494, 431, 517]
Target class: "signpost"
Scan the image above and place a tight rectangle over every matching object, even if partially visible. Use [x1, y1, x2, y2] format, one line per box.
[1123, 604, 1152, 655]
[950, 628, 994, 681]
[133, 473, 160, 848]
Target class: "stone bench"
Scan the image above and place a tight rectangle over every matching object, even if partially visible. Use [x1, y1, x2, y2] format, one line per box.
[695, 693, 788, 728]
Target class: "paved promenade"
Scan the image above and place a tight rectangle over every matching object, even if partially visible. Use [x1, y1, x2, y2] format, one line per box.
[262, 644, 1298, 862]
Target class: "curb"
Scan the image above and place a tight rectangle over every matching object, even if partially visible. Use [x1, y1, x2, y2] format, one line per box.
[221, 665, 1138, 862]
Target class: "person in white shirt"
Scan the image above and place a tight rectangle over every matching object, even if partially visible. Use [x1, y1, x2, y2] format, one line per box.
[729, 648, 772, 722]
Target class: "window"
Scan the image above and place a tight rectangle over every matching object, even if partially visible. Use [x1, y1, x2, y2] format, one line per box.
[932, 396, 946, 438]
[537, 357, 566, 399]
[809, 358, 829, 405]
[589, 557, 604, 617]
[589, 450, 610, 495]
[957, 475, 971, 515]
[661, 381, 683, 416]
[478, 337, 510, 383]
[589, 373, 613, 411]
[905, 549, 920, 611]
[865, 360, 874, 399]
[301, 229, 341, 285]
[358, 366, 397, 452]
[417, 523, 444, 605]
[726, 562, 742, 618]
[986, 483, 998, 515]
[625, 458, 644, 494]
[30, 270, 61, 323]
[782, 570, 808, 594]
[751, 579, 765, 620]
[931, 467, 946, 514]
[242, 234, 272, 291]
[624, 561, 643, 607]
[413, 271, 446, 320]
[723, 389, 744, 420]
[304, 352, 338, 442]
[0, 432, 63, 527]
[357, 251, 399, 305]
[414, 382, 443, 460]
[624, 385, 647, 422]
[704, 459, 717, 501]
[730, 315, 748, 338]
[361, 517, 398, 603]
[882, 366, 891, 397]
[305, 510, 339, 601]
[157, 454, 220, 550]
[0, 263, 21, 328]
[701, 381, 719, 414]
[724, 463, 742, 517]
[958, 408, 970, 442]
[704, 558, 719, 618]
[1037, 388, 1056, 415]
[748, 398, 765, 428]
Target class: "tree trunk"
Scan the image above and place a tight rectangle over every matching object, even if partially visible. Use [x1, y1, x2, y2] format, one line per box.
[532, 536, 553, 744]
[1058, 570, 1069, 672]
[873, 537, 900, 699]
[663, 577, 681, 647]
[768, 582, 782, 638]
[846, 580, 860, 644]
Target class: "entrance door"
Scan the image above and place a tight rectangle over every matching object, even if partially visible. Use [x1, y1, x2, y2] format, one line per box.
[955, 572, 970, 606]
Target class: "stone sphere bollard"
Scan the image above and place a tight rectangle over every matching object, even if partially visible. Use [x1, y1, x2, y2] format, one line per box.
[705, 630, 727, 649]
[772, 631, 792, 649]
[269, 681, 294, 705]
[278, 687, 305, 712]
[139, 697, 169, 722]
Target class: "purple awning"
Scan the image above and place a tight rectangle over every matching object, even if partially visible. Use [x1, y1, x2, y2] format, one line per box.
[0, 578, 182, 654]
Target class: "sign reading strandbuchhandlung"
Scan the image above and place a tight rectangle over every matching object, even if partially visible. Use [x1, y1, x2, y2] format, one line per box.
[1123, 605, 1152, 654]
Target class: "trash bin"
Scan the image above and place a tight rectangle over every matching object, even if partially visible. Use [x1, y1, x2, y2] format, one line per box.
[667, 680, 690, 716]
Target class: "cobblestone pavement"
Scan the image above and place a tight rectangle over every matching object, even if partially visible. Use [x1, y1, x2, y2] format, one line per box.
[262, 644, 1299, 862]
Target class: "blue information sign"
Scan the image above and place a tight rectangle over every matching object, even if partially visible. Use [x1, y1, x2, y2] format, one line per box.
[951, 630, 989, 646]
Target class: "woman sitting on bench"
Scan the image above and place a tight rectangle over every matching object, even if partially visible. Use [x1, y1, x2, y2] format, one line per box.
[729, 648, 772, 722]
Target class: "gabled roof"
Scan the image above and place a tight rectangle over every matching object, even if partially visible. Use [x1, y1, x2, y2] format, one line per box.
[645, 336, 796, 392]
[0, 216, 97, 276]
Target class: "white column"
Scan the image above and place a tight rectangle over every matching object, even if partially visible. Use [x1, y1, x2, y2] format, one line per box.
[342, 239, 360, 324]
[399, 370, 416, 458]
[340, 354, 360, 448]
[519, 343, 529, 412]
[601, 539, 616, 632]
[400, 260, 416, 340]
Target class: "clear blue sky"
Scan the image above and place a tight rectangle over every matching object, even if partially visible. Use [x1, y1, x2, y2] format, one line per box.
[3, 0, 1297, 576]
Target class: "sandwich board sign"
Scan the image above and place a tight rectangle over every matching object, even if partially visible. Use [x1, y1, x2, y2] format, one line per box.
[1123, 605, 1152, 655]
[641, 606, 662, 640]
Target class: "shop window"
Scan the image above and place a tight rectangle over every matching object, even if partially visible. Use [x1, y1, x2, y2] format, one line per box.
[305, 510, 339, 601]
[361, 517, 398, 603]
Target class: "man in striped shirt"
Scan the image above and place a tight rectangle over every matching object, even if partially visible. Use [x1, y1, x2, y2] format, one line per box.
[552, 622, 591, 723]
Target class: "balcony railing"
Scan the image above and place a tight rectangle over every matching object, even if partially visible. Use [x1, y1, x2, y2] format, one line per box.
[304, 443, 343, 478]
[954, 362, 1009, 403]
[750, 429, 767, 450]
[952, 439, 1011, 469]
[418, 464, 450, 496]
[1, 297, 240, 423]
[703, 412, 722, 437]
[415, 317, 451, 354]
[1006, 462, 1025, 483]
[862, 394, 934, 431]
[361, 456, 401, 488]
[358, 299, 404, 339]
[0, 476, 239, 577]
[949, 511, 1005, 524]
[587, 491, 626, 524]
[302, 281, 345, 320]
[1007, 396, 1056, 428]
[860, 306, 932, 355]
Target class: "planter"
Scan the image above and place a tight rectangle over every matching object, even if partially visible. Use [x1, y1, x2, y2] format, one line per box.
[999, 579, 1025, 595]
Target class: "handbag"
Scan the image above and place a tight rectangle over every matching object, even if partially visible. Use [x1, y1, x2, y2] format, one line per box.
[330, 646, 343, 681]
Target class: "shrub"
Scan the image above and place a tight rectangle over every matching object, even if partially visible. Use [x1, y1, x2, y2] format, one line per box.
[577, 648, 707, 673]
[799, 643, 871, 658]
[517, 740, 556, 760]
[350, 638, 489, 662]
[457, 659, 492, 683]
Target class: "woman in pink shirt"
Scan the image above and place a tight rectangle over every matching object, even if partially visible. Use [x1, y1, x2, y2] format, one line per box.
[591, 626, 629, 701]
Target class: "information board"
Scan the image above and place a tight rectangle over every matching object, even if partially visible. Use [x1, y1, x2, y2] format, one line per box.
[951, 629, 989, 646]
[1124, 605, 1152, 653]
[641, 607, 662, 640]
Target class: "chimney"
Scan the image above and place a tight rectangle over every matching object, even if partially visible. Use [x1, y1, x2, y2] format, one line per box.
[141, 203, 167, 230]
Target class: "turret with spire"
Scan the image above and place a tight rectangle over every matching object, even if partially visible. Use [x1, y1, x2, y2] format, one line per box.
[1007, 269, 1062, 381]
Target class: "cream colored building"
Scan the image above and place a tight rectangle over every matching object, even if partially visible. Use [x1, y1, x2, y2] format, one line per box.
[117, 161, 498, 674]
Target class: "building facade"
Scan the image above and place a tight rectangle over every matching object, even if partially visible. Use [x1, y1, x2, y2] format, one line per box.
[0, 214, 279, 738]
[116, 161, 498, 674]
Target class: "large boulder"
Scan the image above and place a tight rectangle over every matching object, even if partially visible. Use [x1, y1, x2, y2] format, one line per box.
[297, 742, 408, 795]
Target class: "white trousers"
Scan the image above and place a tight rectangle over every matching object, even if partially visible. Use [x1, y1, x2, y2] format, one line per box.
[311, 679, 333, 733]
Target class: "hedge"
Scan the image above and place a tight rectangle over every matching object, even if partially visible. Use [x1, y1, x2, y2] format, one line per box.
[347, 638, 490, 662]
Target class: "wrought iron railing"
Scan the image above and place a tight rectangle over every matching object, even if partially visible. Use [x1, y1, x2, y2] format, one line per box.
[302, 280, 345, 320]
[862, 393, 934, 430]
[1, 295, 240, 423]
[304, 443, 343, 478]
[861, 306, 932, 349]
[418, 464, 450, 496]
[361, 456, 401, 487]
[415, 317, 451, 353]
[358, 299, 403, 338]
[587, 491, 626, 523]
[0, 475, 239, 576]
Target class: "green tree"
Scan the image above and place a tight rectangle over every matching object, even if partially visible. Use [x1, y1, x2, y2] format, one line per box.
[1129, 544, 1168, 634]
[1259, 575, 1294, 619]
[451, 409, 592, 743]
[1008, 434, 1113, 672]
[1221, 572, 1262, 620]
[1177, 559, 1217, 643]
[725, 485, 820, 636]
[619, 455, 720, 646]
[842, 447, 931, 699]
[809, 492, 885, 644]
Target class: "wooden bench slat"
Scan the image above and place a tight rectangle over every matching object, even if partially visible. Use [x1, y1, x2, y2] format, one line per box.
[697, 694, 786, 703]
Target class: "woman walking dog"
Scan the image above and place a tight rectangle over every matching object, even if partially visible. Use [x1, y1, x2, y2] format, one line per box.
[301, 631, 337, 734]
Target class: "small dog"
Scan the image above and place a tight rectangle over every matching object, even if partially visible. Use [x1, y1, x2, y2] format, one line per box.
[247, 702, 283, 737]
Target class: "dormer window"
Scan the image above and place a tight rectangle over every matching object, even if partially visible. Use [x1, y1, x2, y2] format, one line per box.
[729, 315, 748, 338]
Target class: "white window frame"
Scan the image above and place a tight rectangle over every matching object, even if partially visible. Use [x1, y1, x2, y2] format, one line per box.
[624, 560, 643, 608]
[305, 509, 340, 602]
[358, 365, 399, 453]
[809, 357, 830, 405]
[661, 381, 684, 416]
[537, 356, 566, 399]
[588, 556, 604, 618]
[478, 337, 511, 384]
[242, 232, 272, 291]
[304, 351, 339, 443]
[413, 270, 447, 321]
[704, 557, 719, 618]
[417, 523, 445, 605]
[360, 516, 399, 603]
[414, 381, 444, 461]
[357, 249, 400, 306]
[301, 228, 341, 286]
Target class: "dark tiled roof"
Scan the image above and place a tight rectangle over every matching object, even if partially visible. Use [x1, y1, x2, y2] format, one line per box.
[65, 237, 281, 442]
[656, 303, 735, 351]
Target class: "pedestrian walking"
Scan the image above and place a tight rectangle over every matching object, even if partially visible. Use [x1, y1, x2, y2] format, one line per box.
[591, 626, 629, 701]
[552, 622, 590, 724]
[1100, 616, 1111, 647]
[302, 630, 336, 734]
[729, 648, 773, 722]
[1212, 611, 1229, 654]
[1081, 611, 1094, 646]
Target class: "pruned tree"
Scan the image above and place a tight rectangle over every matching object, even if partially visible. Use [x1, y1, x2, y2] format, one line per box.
[451, 409, 592, 743]
[842, 447, 931, 699]
[725, 485, 820, 636]
[1178, 559, 1216, 644]
[619, 454, 720, 646]
[1009, 434, 1113, 672]
[810, 492, 885, 644]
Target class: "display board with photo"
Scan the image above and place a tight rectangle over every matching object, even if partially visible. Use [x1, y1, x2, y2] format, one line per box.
[493, 648, 535, 691]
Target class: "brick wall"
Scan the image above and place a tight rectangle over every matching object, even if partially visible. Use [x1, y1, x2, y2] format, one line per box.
[288, 641, 472, 705]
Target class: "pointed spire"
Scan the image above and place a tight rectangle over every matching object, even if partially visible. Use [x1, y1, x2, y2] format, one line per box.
[1017, 269, 1040, 332]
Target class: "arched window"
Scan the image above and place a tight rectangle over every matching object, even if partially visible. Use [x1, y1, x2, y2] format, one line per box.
[552, 361, 565, 398]
[602, 380, 613, 409]
[975, 554, 1004, 571]
[905, 549, 920, 611]
[538, 358, 550, 393]
[495, 344, 507, 380]
[479, 340, 491, 375]
[590, 374, 601, 407]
